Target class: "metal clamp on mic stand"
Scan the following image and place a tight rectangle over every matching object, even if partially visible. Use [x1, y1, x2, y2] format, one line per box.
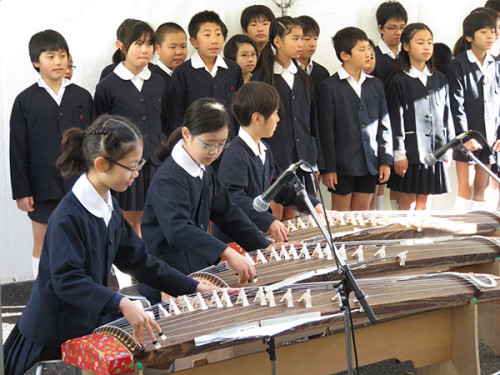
[455, 141, 500, 184]
[288, 172, 377, 375]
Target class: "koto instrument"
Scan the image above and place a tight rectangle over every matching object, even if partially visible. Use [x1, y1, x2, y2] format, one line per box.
[275, 210, 500, 243]
[62, 271, 500, 373]
[192, 236, 500, 288]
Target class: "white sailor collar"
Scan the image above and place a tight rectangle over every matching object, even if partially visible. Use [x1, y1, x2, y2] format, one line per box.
[171, 139, 206, 179]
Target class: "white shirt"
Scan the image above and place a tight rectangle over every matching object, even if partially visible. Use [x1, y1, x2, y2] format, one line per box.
[378, 39, 401, 60]
[156, 60, 173, 77]
[338, 66, 370, 98]
[405, 65, 432, 87]
[72, 174, 113, 226]
[273, 60, 297, 89]
[238, 127, 267, 165]
[171, 139, 205, 179]
[114, 62, 152, 92]
[191, 51, 228, 78]
[37, 77, 71, 106]
[466, 49, 496, 77]
[297, 60, 313, 75]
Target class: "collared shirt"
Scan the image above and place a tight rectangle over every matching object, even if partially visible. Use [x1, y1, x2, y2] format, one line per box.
[72, 174, 113, 226]
[338, 66, 370, 98]
[297, 59, 313, 75]
[191, 51, 228, 78]
[273, 60, 297, 89]
[171, 139, 205, 179]
[156, 60, 173, 77]
[114, 62, 152, 92]
[378, 39, 401, 60]
[238, 127, 267, 165]
[466, 49, 496, 77]
[405, 65, 432, 87]
[37, 77, 71, 106]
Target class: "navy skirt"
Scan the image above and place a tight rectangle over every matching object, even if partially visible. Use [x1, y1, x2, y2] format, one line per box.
[3, 323, 61, 375]
[112, 160, 158, 211]
[388, 162, 450, 195]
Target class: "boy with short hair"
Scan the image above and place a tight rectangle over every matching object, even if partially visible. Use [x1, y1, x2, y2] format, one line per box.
[373, 1, 408, 87]
[10, 29, 93, 277]
[317, 27, 393, 211]
[216, 81, 322, 243]
[166, 10, 243, 138]
[240, 4, 276, 54]
[296, 15, 330, 90]
[151, 22, 188, 88]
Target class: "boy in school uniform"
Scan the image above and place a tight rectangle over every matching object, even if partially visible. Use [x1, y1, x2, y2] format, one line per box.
[373, 1, 408, 88]
[216, 81, 322, 243]
[240, 4, 276, 55]
[296, 15, 330, 91]
[10, 30, 93, 277]
[151, 22, 188, 90]
[165, 10, 243, 138]
[317, 27, 393, 211]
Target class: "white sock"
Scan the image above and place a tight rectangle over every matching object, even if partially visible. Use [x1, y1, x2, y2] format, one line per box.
[375, 195, 384, 210]
[453, 196, 471, 212]
[390, 199, 398, 210]
[470, 200, 487, 211]
[32, 256, 40, 279]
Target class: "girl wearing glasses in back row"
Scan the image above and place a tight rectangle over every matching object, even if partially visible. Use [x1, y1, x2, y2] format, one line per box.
[139, 98, 270, 304]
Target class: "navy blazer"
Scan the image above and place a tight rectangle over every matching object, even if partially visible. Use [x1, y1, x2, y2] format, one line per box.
[310, 61, 330, 95]
[10, 83, 93, 201]
[317, 73, 393, 176]
[447, 51, 500, 163]
[165, 58, 243, 138]
[18, 192, 197, 347]
[94, 72, 167, 166]
[150, 64, 173, 91]
[216, 136, 320, 232]
[140, 156, 269, 300]
[252, 70, 323, 171]
[373, 46, 397, 90]
[387, 71, 454, 165]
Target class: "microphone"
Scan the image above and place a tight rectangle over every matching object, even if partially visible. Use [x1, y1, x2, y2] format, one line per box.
[253, 160, 304, 212]
[424, 131, 472, 166]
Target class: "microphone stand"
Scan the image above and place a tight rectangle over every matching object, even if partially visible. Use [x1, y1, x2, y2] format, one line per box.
[289, 174, 377, 375]
[456, 142, 500, 184]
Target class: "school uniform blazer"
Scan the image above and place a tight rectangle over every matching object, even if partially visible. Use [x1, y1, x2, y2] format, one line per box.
[139, 157, 269, 299]
[94, 72, 167, 165]
[165, 58, 244, 137]
[447, 51, 500, 154]
[317, 73, 393, 176]
[252, 70, 323, 171]
[17, 192, 197, 347]
[373, 46, 397, 90]
[150, 64, 173, 92]
[387, 71, 455, 165]
[310, 61, 330, 94]
[9, 84, 93, 201]
[216, 136, 320, 232]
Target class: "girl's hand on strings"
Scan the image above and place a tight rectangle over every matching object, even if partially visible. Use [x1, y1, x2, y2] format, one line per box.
[119, 297, 162, 347]
[222, 248, 256, 284]
[268, 219, 288, 243]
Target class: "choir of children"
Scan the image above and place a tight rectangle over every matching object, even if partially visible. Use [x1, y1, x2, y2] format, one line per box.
[7, 3, 500, 371]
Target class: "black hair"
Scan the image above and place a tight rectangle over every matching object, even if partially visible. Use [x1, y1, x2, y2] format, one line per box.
[188, 10, 228, 39]
[395, 23, 434, 72]
[368, 39, 376, 50]
[376, 1, 408, 27]
[240, 5, 276, 31]
[255, 16, 310, 88]
[120, 20, 155, 56]
[453, 8, 497, 56]
[433, 42, 452, 74]
[485, 0, 500, 12]
[332, 27, 369, 62]
[57, 115, 143, 177]
[155, 22, 186, 45]
[158, 98, 229, 161]
[112, 18, 139, 66]
[232, 81, 280, 127]
[223, 34, 258, 61]
[29, 30, 69, 72]
[296, 15, 320, 36]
